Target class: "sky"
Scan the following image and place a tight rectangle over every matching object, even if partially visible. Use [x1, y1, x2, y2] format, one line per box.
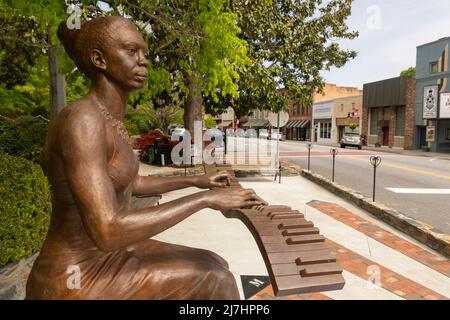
[321, 0, 450, 89]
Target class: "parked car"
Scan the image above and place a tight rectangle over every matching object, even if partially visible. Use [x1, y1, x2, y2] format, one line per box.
[259, 130, 269, 140]
[205, 128, 225, 147]
[270, 132, 285, 141]
[340, 132, 362, 149]
[168, 124, 183, 135]
[171, 127, 187, 141]
[244, 129, 258, 139]
[236, 129, 246, 138]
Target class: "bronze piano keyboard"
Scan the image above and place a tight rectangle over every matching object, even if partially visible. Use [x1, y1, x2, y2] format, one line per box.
[205, 164, 345, 297]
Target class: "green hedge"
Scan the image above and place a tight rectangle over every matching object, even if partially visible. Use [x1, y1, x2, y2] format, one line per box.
[0, 152, 51, 268]
[0, 115, 48, 164]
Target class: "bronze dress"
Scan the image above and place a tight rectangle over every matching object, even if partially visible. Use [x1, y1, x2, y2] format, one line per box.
[26, 107, 239, 299]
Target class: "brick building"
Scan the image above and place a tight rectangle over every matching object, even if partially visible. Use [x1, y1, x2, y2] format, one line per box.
[212, 107, 236, 129]
[333, 95, 363, 143]
[361, 76, 416, 149]
[285, 84, 362, 141]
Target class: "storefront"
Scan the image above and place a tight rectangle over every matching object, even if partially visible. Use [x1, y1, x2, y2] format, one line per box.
[285, 119, 310, 141]
[312, 100, 334, 144]
[415, 38, 450, 152]
[362, 76, 416, 149]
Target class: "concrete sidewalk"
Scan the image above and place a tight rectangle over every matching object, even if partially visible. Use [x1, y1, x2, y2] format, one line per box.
[142, 165, 450, 300]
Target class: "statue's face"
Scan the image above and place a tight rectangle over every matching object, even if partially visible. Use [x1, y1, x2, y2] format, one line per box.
[102, 21, 149, 91]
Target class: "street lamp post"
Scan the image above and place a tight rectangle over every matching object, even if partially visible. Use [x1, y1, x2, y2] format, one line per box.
[329, 148, 339, 182]
[274, 113, 282, 184]
[306, 143, 313, 171]
[369, 156, 382, 202]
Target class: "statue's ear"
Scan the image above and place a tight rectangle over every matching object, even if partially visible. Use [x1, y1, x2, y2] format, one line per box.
[90, 49, 107, 71]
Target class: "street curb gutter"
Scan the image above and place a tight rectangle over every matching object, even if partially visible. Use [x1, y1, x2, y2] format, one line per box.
[301, 169, 450, 259]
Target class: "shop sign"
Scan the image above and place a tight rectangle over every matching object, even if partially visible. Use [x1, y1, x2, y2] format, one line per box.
[439, 92, 450, 118]
[426, 126, 436, 142]
[423, 86, 438, 119]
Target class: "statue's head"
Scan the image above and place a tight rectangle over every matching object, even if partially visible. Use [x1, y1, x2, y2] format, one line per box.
[57, 16, 148, 91]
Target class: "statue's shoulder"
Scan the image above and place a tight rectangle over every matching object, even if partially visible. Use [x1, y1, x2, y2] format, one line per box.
[52, 98, 106, 148]
[58, 98, 104, 128]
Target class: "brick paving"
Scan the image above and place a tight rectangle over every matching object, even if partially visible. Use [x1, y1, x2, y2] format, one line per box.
[308, 200, 450, 277]
[325, 239, 447, 300]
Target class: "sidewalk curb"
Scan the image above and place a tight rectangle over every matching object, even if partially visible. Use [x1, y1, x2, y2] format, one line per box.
[301, 169, 450, 259]
[362, 146, 450, 161]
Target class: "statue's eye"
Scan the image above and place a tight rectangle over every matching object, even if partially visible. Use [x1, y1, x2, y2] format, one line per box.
[127, 48, 136, 54]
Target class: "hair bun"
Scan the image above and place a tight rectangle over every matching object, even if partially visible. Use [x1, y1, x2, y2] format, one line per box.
[57, 20, 79, 58]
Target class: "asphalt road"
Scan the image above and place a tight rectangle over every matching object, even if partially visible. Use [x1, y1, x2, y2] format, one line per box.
[278, 140, 450, 235]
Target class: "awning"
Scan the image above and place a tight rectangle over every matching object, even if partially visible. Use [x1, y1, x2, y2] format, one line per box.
[219, 120, 233, 128]
[298, 120, 310, 128]
[286, 120, 310, 128]
[241, 119, 269, 128]
[286, 120, 298, 128]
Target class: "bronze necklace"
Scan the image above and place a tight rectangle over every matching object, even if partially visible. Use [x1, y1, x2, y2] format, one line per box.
[96, 103, 133, 146]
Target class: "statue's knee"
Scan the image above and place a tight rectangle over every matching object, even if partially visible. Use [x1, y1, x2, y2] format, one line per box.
[209, 266, 236, 286]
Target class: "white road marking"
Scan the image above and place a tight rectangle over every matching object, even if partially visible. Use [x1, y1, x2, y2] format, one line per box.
[386, 188, 450, 194]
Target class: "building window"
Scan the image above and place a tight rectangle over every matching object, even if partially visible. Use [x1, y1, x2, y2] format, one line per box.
[447, 128, 450, 140]
[341, 104, 344, 112]
[370, 108, 378, 135]
[395, 106, 405, 136]
[430, 61, 439, 74]
[320, 122, 331, 139]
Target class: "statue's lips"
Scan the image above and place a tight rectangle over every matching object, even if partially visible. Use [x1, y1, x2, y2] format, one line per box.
[134, 74, 148, 81]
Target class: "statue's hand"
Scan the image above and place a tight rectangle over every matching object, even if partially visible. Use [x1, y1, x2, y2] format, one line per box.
[205, 188, 268, 211]
[194, 170, 231, 189]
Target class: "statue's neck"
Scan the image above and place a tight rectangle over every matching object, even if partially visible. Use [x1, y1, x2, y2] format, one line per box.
[89, 77, 129, 121]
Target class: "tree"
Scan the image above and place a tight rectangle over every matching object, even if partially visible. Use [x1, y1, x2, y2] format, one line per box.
[1, 0, 73, 117]
[0, 6, 47, 88]
[97, 0, 249, 133]
[400, 67, 416, 77]
[204, 114, 216, 128]
[217, 0, 358, 117]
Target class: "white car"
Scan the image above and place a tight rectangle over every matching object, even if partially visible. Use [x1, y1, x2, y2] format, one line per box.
[340, 132, 362, 149]
[270, 132, 285, 141]
[171, 128, 186, 141]
[259, 130, 269, 139]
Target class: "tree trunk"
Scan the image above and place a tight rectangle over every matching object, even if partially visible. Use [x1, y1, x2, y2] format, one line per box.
[184, 72, 202, 135]
[48, 27, 66, 118]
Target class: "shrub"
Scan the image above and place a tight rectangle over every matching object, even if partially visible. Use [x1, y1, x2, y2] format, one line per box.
[0, 115, 48, 164]
[137, 120, 150, 133]
[124, 118, 140, 136]
[135, 130, 170, 162]
[0, 152, 51, 268]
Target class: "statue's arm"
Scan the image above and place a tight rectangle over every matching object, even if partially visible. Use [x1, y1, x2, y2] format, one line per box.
[132, 171, 231, 195]
[59, 108, 212, 252]
[132, 175, 202, 195]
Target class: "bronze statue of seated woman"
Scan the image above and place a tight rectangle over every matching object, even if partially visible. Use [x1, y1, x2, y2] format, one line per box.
[26, 16, 265, 300]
